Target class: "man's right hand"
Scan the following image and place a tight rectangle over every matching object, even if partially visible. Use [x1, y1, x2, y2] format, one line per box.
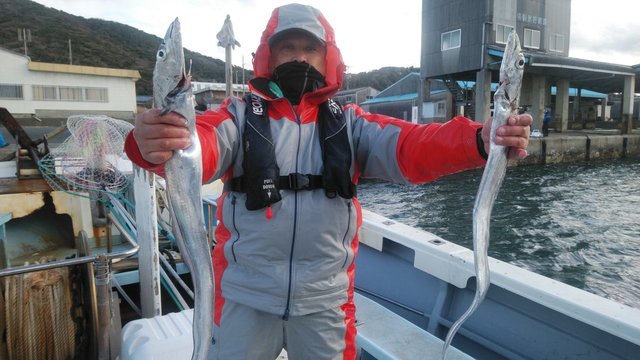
[132, 109, 191, 164]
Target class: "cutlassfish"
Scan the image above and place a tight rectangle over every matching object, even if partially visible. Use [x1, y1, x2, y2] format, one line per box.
[442, 30, 525, 359]
[153, 18, 214, 360]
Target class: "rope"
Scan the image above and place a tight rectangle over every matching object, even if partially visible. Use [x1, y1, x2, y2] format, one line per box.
[3, 265, 78, 360]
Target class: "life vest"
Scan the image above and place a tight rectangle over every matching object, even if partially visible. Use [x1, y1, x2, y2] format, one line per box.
[226, 93, 356, 211]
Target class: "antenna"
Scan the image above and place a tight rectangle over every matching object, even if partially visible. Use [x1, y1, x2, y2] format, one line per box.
[17, 28, 31, 56]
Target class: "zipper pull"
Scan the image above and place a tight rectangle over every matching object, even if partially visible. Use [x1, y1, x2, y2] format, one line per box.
[265, 205, 273, 219]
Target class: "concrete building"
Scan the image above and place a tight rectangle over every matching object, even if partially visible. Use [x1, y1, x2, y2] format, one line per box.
[192, 81, 249, 110]
[0, 47, 140, 121]
[421, 0, 639, 133]
[334, 87, 379, 107]
[362, 73, 422, 122]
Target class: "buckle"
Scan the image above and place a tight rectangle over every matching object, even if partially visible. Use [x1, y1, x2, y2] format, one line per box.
[288, 173, 311, 190]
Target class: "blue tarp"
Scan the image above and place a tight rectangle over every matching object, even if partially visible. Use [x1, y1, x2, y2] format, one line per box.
[0, 133, 7, 148]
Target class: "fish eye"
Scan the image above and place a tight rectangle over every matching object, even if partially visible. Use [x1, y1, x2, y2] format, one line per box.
[157, 49, 166, 60]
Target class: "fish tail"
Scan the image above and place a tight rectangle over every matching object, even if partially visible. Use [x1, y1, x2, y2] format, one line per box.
[441, 282, 489, 359]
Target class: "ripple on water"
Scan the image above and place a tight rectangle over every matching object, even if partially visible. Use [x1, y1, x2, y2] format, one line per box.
[358, 159, 640, 309]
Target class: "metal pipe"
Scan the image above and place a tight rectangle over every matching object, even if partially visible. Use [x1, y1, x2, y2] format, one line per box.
[112, 276, 141, 316]
[94, 255, 111, 360]
[159, 254, 194, 300]
[159, 266, 190, 310]
[0, 212, 138, 277]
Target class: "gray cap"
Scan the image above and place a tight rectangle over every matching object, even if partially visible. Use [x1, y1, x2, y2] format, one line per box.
[268, 4, 326, 47]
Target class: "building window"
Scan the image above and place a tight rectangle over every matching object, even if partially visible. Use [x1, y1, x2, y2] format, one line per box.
[549, 33, 564, 52]
[524, 28, 541, 49]
[85, 87, 108, 102]
[59, 86, 84, 101]
[436, 101, 446, 116]
[496, 24, 514, 44]
[32, 85, 58, 100]
[31, 85, 109, 102]
[441, 29, 461, 51]
[0, 84, 24, 99]
[346, 95, 353, 103]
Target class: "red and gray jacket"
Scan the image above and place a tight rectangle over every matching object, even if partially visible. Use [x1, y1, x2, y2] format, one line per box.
[124, 4, 486, 324]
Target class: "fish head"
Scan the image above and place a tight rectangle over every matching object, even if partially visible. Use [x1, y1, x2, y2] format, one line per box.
[153, 18, 190, 110]
[499, 30, 525, 103]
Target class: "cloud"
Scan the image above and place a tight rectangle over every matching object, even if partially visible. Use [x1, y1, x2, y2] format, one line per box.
[569, 0, 640, 65]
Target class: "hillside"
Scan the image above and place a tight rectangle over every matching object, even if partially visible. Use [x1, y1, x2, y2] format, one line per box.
[0, 0, 415, 95]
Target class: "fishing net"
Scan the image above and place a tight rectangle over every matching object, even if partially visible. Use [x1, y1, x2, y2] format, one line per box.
[38, 115, 134, 199]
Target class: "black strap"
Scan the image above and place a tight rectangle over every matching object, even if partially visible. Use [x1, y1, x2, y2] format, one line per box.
[241, 93, 282, 210]
[225, 173, 324, 192]
[319, 99, 356, 199]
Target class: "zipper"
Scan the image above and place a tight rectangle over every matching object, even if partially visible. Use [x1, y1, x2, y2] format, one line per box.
[340, 201, 353, 269]
[282, 103, 302, 320]
[230, 195, 239, 263]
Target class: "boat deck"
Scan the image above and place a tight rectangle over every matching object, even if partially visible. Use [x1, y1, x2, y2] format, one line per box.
[118, 292, 473, 360]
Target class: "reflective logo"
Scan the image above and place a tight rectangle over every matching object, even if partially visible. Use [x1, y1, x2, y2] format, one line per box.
[328, 99, 341, 115]
[251, 94, 264, 115]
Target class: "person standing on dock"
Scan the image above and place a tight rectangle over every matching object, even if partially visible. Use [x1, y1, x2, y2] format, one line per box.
[543, 108, 552, 136]
[124, 3, 532, 359]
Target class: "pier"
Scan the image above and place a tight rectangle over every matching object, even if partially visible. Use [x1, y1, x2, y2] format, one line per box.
[518, 129, 640, 165]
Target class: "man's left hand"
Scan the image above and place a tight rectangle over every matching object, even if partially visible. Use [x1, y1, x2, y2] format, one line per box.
[481, 113, 532, 159]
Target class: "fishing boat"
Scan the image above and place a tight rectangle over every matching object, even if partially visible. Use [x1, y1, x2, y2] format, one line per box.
[1, 108, 639, 359]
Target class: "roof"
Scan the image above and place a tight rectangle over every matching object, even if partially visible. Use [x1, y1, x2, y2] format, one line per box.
[192, 82, 249, 93]
[136, 95, 153, 103]
[361, 93, 417, 105]
[1, 46, 141, 80]
[452, 80, 606, 99]
[487, 46, 638, 94]
[28, 61, 141, 80]
[335, 87, 377, 96]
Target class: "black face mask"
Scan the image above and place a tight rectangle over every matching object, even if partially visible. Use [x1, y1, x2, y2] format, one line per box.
[272, 61, 325, 105]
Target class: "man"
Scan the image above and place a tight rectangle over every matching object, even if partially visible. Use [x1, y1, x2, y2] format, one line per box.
[543, 108, 551, 136]
[125, 3, 531, 359]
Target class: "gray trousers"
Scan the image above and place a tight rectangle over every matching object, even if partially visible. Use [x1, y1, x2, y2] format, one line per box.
[208, 299, 355, 360]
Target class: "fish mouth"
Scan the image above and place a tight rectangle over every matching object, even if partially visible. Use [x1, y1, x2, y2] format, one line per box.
[166, 72, 191, 98]
[160, 73, 191, 115]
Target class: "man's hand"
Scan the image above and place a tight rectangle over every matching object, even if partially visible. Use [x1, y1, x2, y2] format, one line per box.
[132, 109, 191, 164]
[481, 113, 532, 159]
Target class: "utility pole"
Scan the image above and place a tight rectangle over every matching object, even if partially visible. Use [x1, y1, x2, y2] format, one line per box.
[17, 28, 31, 56]
[68, 39, 73, 65]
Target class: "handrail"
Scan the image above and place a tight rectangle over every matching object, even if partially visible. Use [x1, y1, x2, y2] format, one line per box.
[0, 212, 139, 277]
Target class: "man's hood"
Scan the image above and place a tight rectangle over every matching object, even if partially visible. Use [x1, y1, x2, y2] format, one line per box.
[251, 3, 345, 102]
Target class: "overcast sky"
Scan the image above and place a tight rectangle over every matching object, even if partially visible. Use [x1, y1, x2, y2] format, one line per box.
[32, 0, 640, 73]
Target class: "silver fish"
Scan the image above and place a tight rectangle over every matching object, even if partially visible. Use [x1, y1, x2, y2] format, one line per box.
[154, 18, 214, 360]
[442, 30, 524, 358]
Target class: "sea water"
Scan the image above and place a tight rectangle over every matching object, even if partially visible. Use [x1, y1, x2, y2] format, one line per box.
[358, 158, 640, 309]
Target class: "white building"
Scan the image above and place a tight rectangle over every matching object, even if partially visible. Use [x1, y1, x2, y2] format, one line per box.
[0, 47, 140, 121]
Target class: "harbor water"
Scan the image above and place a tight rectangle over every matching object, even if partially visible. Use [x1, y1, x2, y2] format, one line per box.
[357, 158, 640, 309]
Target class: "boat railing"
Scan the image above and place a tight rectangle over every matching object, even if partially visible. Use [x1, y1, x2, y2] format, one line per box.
[0, 212, 139, 278]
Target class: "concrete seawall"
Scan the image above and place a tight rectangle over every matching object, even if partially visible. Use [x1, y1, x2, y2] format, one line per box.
[517, 130, 640, 166]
